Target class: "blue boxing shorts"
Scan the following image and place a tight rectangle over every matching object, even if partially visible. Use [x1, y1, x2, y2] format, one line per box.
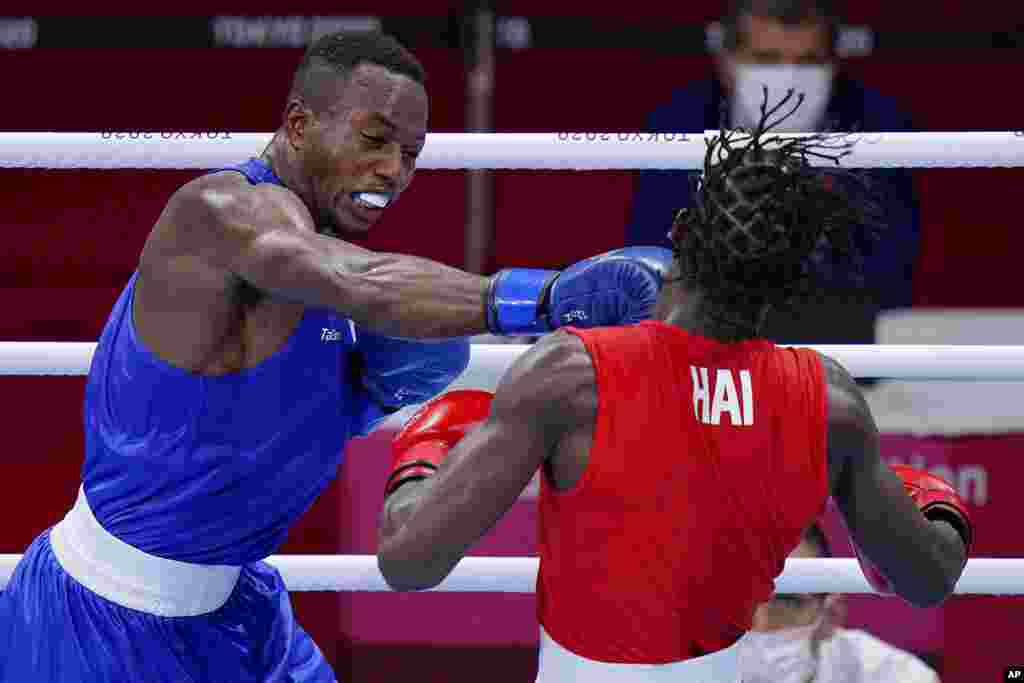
[0, 488, 336, 682]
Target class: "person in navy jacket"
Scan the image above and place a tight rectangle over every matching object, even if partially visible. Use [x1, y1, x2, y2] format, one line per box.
[628, 0, 921, 344]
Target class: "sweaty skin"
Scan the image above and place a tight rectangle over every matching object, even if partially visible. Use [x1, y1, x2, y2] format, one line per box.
[134, 63, 491, 376]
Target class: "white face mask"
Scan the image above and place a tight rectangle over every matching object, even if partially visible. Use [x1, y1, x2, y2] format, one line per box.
[730, 64, 834, 132]
[739, 615, 824, 683]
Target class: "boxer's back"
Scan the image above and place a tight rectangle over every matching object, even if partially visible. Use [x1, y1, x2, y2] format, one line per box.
[537, 320, 828, 664]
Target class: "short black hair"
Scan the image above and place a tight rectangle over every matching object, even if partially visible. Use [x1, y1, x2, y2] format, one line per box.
[289, 31, 426, 110]
[802, 520, 832, 558]
[669, 89, 883, 334]
[721, 0, 840, 54]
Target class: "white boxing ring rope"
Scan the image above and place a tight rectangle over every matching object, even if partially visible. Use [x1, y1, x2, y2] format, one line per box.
[7, 342, 1024, 380]
[1, 131, 1023, 169]
[1, 341, 1023, 595]
[3, 131, 1024, 599]
[0, 555, 1020, 595]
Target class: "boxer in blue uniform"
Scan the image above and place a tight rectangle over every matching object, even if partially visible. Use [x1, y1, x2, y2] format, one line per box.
[0, 31, 671, 682]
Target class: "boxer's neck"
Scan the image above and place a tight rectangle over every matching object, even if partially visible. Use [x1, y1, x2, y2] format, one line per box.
[260, 132, 316, 208]
[656, 283, 767, 343]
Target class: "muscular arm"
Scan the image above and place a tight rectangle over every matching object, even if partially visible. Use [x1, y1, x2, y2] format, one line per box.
[148, 173, 488, 338]
[377, 331, 596, 590]
[823, 355, 967, 607]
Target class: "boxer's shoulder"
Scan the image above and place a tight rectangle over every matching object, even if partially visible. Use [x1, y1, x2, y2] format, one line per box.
[167, 171, 315, 240]
[133, 173, 316, 373]
[494, 331, 596, 431]
[819, 351, 877, 494]
[140, 170, 318, 284]
[820, 353, 868, 423]
[503, 331, 593, 390]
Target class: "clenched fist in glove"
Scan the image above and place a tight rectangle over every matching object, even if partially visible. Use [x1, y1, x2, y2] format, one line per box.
[486, 246, 673, 335]
[854, 465, 973, 598]
[385, 389, 495, 497]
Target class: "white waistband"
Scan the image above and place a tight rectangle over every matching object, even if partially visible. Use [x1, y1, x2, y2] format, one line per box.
[536, 626, 740, 683]
[49, 485, 241, 617]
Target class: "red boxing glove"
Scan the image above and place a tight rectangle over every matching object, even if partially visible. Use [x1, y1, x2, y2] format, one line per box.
[854, 465, 974, 595]
[384, 389, 494, 497]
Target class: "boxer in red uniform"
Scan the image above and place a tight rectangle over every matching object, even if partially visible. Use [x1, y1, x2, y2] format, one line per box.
[376, 94, 972, 681]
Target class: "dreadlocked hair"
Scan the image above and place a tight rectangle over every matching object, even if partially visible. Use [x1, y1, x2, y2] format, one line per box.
[669, 88, 884, 330]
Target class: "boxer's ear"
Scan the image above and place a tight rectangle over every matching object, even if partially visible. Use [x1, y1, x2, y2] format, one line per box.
[283, 98, 312, 151]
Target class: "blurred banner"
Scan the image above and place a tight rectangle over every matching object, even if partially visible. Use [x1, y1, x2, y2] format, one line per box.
[6, 14, 1021, 54]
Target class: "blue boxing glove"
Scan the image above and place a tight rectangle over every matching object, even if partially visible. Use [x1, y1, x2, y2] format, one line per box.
[352, 326, 470, 411]
[485, 246, 674, 335]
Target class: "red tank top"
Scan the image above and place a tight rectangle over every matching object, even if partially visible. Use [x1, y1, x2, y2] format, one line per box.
[537, 321, 828, 664]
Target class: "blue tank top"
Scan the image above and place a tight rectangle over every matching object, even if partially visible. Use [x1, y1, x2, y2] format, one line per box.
[82, 159, 369, 564]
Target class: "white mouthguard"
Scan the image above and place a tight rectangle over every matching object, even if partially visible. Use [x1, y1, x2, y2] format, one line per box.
[352, 192, 392, 209]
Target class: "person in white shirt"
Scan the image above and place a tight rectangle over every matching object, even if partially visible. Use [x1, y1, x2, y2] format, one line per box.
[739, 522, 941, 683]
